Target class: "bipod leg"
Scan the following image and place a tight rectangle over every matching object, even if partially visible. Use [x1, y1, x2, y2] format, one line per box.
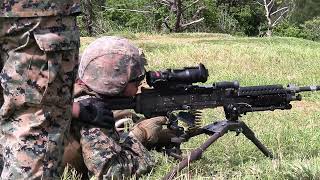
[239, 121, 273, 159]
[163, 121, 231, 180]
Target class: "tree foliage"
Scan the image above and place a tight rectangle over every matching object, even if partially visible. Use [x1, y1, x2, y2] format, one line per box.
[290, 0, 320, 24]
[78, 0, 319, 41]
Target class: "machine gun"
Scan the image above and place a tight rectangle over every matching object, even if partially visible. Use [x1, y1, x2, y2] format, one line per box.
[104, 64, 320, 179]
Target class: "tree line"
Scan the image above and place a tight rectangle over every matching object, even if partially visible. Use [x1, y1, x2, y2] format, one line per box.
[79, 0, 320, 41]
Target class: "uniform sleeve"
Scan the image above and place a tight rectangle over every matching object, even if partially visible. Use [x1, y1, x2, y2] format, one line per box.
[79, 125, 155, 179]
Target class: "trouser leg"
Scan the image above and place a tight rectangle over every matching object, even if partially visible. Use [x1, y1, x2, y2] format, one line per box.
[0, 16, 79, 179]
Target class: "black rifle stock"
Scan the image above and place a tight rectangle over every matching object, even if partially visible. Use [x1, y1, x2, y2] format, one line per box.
[103, 64, 320, 179]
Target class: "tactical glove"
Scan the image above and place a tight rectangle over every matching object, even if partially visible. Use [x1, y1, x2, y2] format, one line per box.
[156, 129, 180, 148]
[129, 116, 168, 147]
[78, 98, 115, 129]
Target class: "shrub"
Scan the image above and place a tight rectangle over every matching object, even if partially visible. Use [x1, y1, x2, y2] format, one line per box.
[300, 17, 320, 41]
[273, 21, 303, 38]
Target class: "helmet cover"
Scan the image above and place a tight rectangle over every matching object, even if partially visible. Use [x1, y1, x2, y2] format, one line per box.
[78, 36, 147, 95]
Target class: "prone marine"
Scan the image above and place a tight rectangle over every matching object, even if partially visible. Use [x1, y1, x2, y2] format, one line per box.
[65, 36, 172, 179]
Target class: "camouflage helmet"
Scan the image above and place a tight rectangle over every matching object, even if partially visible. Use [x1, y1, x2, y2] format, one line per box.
[78, 36, 147, 96]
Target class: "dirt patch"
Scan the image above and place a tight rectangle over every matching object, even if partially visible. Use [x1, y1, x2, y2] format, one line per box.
[291, 101, 320, 112]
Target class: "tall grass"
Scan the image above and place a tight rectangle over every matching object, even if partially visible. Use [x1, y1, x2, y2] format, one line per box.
[64, 33, 320, 179]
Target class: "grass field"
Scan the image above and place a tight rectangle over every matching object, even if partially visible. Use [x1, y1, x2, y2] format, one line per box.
[71, 33, 320, 179]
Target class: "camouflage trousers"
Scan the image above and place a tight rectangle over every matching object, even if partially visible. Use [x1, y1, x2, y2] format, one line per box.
[67, 119, 155, 180]
[0, 16, 79, 179]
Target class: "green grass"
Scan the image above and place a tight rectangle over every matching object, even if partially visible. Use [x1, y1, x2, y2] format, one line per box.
[67, 33, 320, 179]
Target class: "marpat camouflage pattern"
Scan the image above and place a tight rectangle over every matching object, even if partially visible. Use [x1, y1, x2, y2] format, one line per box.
[0, 10, 79, 180]
[69, 83, 154, 179]
[0, 0, 81, 17]
[78, 36, 146, 96]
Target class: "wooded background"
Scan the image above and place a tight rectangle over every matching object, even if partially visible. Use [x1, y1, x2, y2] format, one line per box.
[79, 0, 320, 41]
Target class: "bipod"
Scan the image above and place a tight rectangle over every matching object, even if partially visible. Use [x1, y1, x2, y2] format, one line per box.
[163, 118, 273, 180]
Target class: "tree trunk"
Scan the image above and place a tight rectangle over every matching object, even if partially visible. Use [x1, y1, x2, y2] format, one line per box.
[81, 0, 95, 36]
[266, 28, 272, 36]
[174, 0, 183, 32]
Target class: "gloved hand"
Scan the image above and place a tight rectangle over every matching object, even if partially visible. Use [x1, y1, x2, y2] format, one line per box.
[156, 128, 180, 149]
[129, 116, 168, 147]
[78, 98, 115, 129]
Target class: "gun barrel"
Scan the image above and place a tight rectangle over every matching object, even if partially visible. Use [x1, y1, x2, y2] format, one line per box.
[298, 86, 320, 92]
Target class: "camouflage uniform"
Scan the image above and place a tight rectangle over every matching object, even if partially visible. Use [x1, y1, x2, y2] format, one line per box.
[0, 1, 80, 179]
[70, 83, 154, 179]
[68, 37, 154, 179]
